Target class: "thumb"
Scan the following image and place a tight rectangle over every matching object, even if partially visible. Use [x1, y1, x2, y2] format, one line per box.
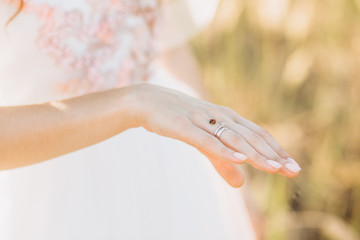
[198, 148, 245, 188]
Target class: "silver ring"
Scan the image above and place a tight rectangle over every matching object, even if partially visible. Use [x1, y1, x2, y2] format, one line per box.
[214, 122, 229, 139]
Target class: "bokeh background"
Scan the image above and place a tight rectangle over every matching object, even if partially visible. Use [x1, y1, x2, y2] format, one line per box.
[190, 0, 360, 239]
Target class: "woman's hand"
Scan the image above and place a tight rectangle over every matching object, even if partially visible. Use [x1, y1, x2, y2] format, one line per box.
[127, 83, 301, 187]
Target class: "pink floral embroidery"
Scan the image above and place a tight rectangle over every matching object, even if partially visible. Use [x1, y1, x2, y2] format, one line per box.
[18, 0, 161, 95]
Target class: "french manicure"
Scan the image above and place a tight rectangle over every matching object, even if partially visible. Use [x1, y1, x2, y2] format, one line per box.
[285, 163, 302, 173]
[287, 158, 301, 168]
[266, 160, 282, 169]
[233, 152, 248, 162]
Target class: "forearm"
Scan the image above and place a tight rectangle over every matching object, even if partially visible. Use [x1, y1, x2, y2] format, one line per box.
[0, 86, 137, 170]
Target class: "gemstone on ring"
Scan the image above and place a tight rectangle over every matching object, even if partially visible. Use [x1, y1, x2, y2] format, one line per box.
[209, 119, 216, 125]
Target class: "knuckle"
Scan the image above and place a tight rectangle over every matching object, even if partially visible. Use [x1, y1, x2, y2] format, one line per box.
[220, 106, 232, 113]
[248, 151, 258, 159]
[248, 152, 265, 163]
[220, 106, 238, 118]
[233, 135, 245, 145]
[258, 128, 271, 138]
[248, 133, 264, 144]
[271, 154, 282, 162]
[278, 149, 289, 158]
[206, 107, 223, 117]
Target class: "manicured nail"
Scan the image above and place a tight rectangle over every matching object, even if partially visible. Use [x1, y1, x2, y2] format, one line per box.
[266, 160, 282, 169]
[285, 163, 302, 173]
[233, 152, 248, 162]
[287, 157, 297, 163]
[287, 158, 301, 168]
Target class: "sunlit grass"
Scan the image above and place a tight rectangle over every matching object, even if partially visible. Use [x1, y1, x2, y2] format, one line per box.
[191, 0, 360, 239]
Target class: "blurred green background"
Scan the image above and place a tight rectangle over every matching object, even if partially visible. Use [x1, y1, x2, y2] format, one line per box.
[191, 0, 360, 239]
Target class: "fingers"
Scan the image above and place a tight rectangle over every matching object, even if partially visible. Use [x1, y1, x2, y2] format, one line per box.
[223, 109, 302, 175]
[278, 158, 302, 177]
[216, 128, 282, 174]
[231, 113, 291, 159]
[166, 108, 300, 181]
[234, 119, 302, 175]
[226, 120, 301, 175]
[229, 123, 282, 161]
[161, 115, 245, 188]
[191, 114, 281, 173]
[174, 118, 249, 164]
[197, 148, 245, 188]
[189, 111, 301, 176]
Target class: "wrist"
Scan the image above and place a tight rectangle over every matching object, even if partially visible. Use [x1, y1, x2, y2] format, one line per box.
[113, 83, 147, 130]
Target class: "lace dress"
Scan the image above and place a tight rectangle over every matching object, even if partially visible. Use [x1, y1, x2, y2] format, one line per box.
[0, 0, 257, 239]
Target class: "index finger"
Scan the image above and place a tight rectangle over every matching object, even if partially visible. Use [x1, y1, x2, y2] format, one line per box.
[224, 109, 301, 175]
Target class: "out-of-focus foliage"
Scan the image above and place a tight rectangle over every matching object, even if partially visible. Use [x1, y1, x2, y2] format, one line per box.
[191, 0, 360, 239]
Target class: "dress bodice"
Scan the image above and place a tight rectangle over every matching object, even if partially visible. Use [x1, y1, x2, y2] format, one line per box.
[0, 0, 220, 105]
[0, 0, 160, 104]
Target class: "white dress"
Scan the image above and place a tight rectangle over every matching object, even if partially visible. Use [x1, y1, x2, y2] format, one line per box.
[0, 0, 257, 239]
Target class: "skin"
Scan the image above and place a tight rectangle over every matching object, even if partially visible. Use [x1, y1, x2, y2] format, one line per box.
[132, 83, 301, 187]
[0, 87, 137, 169]
[0, 4, 297, 240]
[0, 4, 300, 187]
[157, 44, 301, 186]
[0, 81, 300, 187]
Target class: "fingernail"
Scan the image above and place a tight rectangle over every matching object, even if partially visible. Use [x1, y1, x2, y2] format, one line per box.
[233, 152, 248, 162]
[287, 157, 297, 163]
[266, 160, 282, 169]
[285, 163, 302, 173]
[287, 157, 301, 168]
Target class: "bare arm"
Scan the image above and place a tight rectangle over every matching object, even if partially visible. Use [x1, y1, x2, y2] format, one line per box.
[0, 81, 300, 187]
[0, 86, 137, 170]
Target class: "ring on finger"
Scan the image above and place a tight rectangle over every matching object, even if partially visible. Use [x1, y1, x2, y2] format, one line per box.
[214, 122, 230, 139]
